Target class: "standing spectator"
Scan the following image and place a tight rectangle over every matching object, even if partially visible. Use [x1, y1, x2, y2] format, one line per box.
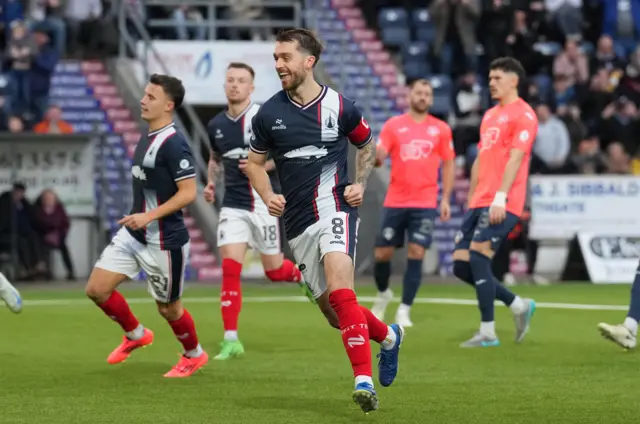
[7, 21, 36, 117]
[532, 103, 571, 173]
[27, 0, 67, 55]
[171, 6, 206, 40]
[505, 10, 540, 74]
[33, 104, 73, 133]
[606, 141, 631, 173]
[33, 189, 75, 280]
[429, 0, 481, 72]
[480, 0, 513, 64]
[225, 0, 271, 40]
[453, 71, 483, 156]
[64, 0, 102, 56]
[30, 27, 59, 121]
[545, 0, 583, 39]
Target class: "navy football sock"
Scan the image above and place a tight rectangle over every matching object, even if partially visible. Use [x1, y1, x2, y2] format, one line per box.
[453, 259, 515, 306]
[401, 259, 423, 306]
[627, 263, 640, 322]
[374, 261, 392, 292]
[469, 251, 496, 322]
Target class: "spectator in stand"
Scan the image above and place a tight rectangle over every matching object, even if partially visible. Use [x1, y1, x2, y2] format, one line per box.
[453, 70, 483, 157]
[618, 45, 640, 105]
[505, 9, 540, 74]
[429, 0, 481, 72]
[598, 96, 639, 154]
[30, 26, 59, 122]
[532, 103, 571, 173]
[27, 0, 66, 56]
[33, 104, 73, 133]
[557, 102, 587, 149]
[7, 21, 36, 118]
[0, 0, 25, 43]
[553, 38, 589, 87]
[567, 134, 608, 174]
[480, 0, 513, 64]
[8, 115, 24, 133]
[590, 34, 625, 74]
[64, 0, 102, 57]
[581, 68, 616, 126]
[172, 5, 206, 40]
[631, 147, 640, 174]
[601, 0, 640, 41]
[33, 189, 75, 280]
[545, 0, 583, 39]
[225, 0, 272, 41]
[606, 141, 631, 173]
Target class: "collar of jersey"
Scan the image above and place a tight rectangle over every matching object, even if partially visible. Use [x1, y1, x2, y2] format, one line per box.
[148, 122, 175, 137]
[286, 85, 327, 110]
[225, 101, 255, 122]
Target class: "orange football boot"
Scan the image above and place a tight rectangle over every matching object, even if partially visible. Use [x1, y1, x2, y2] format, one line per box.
[107, 328, 154, 364]
[164, 351, 209, 378]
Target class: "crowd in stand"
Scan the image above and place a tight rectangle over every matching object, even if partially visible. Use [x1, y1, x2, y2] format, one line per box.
[363, 0, 640, 176]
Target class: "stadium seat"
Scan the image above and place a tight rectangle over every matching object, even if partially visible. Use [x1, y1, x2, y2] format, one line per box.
[381, 27, 411, 47]
[533, 41, 562, 56]
[532, 74, 552, 103]
[580, 42, 594, 55]
[377, 7, 409, 28]
[616, 38, 637, 56]
[412, 8, 436, 43]
[403, 60, 431, 81]
[614, 42, 628, 58]
[401, 41, 429, 61]
[429, 75, 452, 116]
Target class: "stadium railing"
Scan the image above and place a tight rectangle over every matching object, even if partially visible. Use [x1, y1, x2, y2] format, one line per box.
[143, 0, 302, 39]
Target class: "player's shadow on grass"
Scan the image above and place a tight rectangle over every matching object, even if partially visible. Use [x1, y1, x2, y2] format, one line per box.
[234, 395, 369, 420]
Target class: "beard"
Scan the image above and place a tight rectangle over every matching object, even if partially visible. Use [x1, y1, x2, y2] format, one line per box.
[410, 101, 429, 114]
[282, 70, 306, 92]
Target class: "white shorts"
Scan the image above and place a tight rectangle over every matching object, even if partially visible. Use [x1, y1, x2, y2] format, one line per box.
[288, 211, 359, 299]
[95, 228, 190, 303]
[217, 207, 281, 255]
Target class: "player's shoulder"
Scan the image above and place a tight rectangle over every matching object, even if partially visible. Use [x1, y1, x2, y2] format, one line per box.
[514, 99, 537, 123]
[428, 114, 452, 131]
[258, 91, 288, 115]
[161, 125, 188, 148]
[207, 110, 228, 129]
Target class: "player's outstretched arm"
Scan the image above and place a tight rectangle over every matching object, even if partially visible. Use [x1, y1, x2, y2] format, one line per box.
[246, 150, 275, 201]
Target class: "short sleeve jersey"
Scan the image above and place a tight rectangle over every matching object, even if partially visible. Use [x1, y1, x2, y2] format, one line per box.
[379, 113, 455, 208]
[249, 86, 372, 240]
[469, 98, 538, 217]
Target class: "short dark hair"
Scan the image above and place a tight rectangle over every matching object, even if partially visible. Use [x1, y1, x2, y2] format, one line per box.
[148, 73, 185, 110]
[227, 62, 255, 79]
[275, 28, 324, 67]
[489, 57, 526, 80]
[408, 78, 432, 90]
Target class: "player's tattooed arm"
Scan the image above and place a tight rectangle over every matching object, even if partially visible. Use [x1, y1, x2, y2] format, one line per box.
[208, 149, 222, 184]
[354, 140, 377, 188]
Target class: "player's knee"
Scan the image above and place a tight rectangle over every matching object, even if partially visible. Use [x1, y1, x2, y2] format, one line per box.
[317, 292, 340, 329]
[374, 247, 394, 262]
[85, 282, 111, 303]
[453, 260, 473, 285]
[157, 300, 183, 321]
[452, 249, 470, 262]
[407, 243, 426, 260]
[470, 242, 493, 258]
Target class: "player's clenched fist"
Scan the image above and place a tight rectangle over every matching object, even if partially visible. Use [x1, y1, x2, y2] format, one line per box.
[265, 193, 286, 217]
[203, 182, 215, 203]
[344, 183, 364, 207]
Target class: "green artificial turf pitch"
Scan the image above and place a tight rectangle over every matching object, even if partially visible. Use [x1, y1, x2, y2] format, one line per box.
[2, 282, 640, 423]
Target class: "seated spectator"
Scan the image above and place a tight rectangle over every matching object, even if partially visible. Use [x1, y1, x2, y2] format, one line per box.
[545, 0, 583, 39]
[567, 134, 608, 174]
[30, 27, 59, 122]
[33, 105, 73, 134]
[553, 38, 589, 87]
[553, 74, 577, 106]
[606, 141, 631, 174]
[64, 0, 102, 57]
[556, 102, 587, 149]
[581, 68, 616, 125]
[618, 45, 640, 106]
[171, 6, 206, 40]
[6, 21, 35, 118]
[598, 96, 639, 154]
[532, 103, 571, 173]
[27, 0, 66, 55]
[590, 34, 626, 74]
[0, 183, 46, 280]
[33, 189, 75, 280]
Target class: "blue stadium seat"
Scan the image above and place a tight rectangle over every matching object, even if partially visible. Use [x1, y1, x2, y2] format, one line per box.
[533, 41, 562, 56]
[403, 60, 431, 81]
[614, 42, 628, 58]
[377, 7, 409, 28]
[580, 42, 595, 55]
[429, 75, 452, 115]
[381, 27, 411, 46]
[401, 41, 429, 60]
[533, 74, 552, 103]
[412, 8, 436, 43]
[616, 38, 636, 56]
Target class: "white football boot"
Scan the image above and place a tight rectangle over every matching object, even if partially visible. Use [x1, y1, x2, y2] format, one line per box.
[0, 272, 22, 313]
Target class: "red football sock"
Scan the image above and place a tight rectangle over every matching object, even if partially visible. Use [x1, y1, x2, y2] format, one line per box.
[221, 258, 243, 331]
[360, 306, 388, 344]
[97, 290, 140, 332]
[168, 309, 199, 351]
[264, 259, 302, 283]
[329, 288, 372, 378]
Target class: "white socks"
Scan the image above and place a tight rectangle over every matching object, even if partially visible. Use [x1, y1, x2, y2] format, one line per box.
[126, 324, 145, 340]
[381, 326, 397, 350]
[185, 343, 204, 358]
[509, 296, 527, 315]
[480, 321, 496, 338]
[355, 375, 373, 388]
[224, 330, 239, 341]
[397, 303, 411, 315]
[624, 317, 638, 336]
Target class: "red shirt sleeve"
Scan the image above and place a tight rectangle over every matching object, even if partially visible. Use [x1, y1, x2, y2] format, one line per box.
[438, 122, 455, 160]
[510, 111, 538, 154]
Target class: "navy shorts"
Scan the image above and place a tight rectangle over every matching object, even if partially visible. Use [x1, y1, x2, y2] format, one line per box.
[375, 207, 438, 249]
[454, 207, 520, 252]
